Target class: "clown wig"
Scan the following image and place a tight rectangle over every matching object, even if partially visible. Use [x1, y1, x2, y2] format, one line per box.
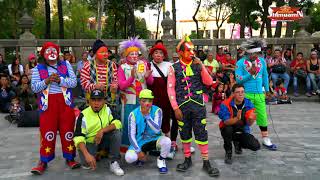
[119, 37, 146, 57]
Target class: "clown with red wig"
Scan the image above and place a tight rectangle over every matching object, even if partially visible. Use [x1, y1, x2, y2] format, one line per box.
[167, 36, 220, 177]
[30, 42, 80, 175]
[117, 37, 154, 147]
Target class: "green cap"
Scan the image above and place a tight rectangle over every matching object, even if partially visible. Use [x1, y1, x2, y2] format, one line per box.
[139, 89, 154, 99]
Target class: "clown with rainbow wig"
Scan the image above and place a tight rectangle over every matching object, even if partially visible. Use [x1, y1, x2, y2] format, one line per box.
[118, 37, 154, 148]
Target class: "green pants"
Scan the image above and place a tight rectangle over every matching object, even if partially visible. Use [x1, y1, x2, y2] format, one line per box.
[245, 93, 268, 127]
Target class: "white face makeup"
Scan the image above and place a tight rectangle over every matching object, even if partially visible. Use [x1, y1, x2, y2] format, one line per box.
[44, 47, 58, 61]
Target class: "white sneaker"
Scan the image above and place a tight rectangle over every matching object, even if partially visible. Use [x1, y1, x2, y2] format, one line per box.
[110, 161, 124, 176]
[190, 146, 195, 153]
[157, 157, 168, 174]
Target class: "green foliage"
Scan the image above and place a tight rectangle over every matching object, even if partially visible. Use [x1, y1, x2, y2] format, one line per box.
[0, 0, 37, 39]
[309, 2, 320, 32]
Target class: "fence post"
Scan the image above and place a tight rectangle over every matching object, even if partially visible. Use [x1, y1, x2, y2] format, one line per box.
[18, 11, 37, 65]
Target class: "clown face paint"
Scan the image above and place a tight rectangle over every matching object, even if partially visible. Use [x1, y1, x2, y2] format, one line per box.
[44, 47, 58, 61]
[152, 50, 164, 63]
[140, 98, 153, 110]
[182, 42, 195, 62]
[127, 51, 139, 64]
[96, 46, 109, 62]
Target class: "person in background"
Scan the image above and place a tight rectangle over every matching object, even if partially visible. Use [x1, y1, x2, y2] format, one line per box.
[76, 51, 88, 98]
[0, 53, 9, 75]
[171, 52, 180, 64]
[212, 82, 225, 114]
[25, 53, 38, 80]
[87, 49, 94, 61]
[74, 89, 124, 175]
[203, 52, 220, 76]
[8, 57, 24, 86]
[268, 49, 290, 90]
[0, 74, 16, 113]
[306, 50, 320, 95]
[290, 52, 307, 97]
[17, 74, 36, 111]
[216, 47, 226, 63]
[219, 84, 260, 164]
[64, 51, 76, 64]
[274, 79, 291, 104]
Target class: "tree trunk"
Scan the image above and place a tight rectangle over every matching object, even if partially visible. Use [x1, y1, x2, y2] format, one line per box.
[192, 0, 201, 39]
[262, 0, 272, 38]
[240, 4, 246, 38]
[124, 12, 127, 38]
[230, 23, 235, 39]
[113, 13, 118, 39]
[97, 0, 106, 39]
[172, 0, 176, 38]
[45, 0, 51, 39]
[57, 0, 64, 39]
[274, 21, 282, 37]
[156, 0, 162, 39]
[260, 22, 265, 37]
[127, 0, 135, 37]
[285, 0, 297, 37]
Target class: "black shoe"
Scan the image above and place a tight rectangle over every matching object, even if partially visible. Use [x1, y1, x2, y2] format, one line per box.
[224, 152, 232, 164]
[234, 141, 242, 154]
[176, 157, 192, 172]
[203, 160, 220, 177]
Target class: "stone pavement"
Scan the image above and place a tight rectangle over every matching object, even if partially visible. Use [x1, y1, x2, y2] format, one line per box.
[0, 100, 320, 180]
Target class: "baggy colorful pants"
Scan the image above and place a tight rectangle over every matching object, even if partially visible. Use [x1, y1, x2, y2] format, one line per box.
[178, 102, 208, 145]
[39, 93, 76, 162]
[245, 93, 268, 127]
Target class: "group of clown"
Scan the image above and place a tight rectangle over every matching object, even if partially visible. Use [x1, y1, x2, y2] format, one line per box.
[29, 36, 276, 177]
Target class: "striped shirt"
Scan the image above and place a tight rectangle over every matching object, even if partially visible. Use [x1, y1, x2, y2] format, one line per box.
[80, 60, 118, 92]
[31, 61, 77, 94]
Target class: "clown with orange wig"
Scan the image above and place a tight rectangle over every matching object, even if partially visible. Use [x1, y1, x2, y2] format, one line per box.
[118, 37, 154, 147]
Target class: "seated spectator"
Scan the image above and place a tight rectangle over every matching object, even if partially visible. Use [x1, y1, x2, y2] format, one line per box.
[87, 49, 94, 61]
[0, 53, 8, 75]
[306, 50, 320, 96]
[171, 52, 179, 64]
[8, 96, 24, 122]
[0, 74, 16, 112]
[225, 72, 236, 97]
[125, 89, 171, 174]
[73, 89, 124, 175]
[275, 79, 291, 104]
[290, 52, 307, 97]
[237, 47, 245, 61]
[212, 83, 225, 114]
[59, 52, 64, 61]
[25, 53, 38, 80]
[215, 70, 229, 84]
[219, 84, 260, 164]
[216, 47, 226, 63]
[221, 52, 236, 75]
[266, 79, 277, 104]
[268, 49, 290, 90]
[284, 48, 293, 65]
[203, 52, 220, 75]
[17, 74, 37, 111]
[8, 57, 24, 86]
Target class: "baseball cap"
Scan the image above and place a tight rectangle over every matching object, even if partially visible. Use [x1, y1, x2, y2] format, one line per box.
[90, 89, 105, 99]
[139, 89, 154, 99]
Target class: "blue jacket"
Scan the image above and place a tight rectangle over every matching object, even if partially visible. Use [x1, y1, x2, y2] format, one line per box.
[235, 56, 269, 94]
[218, 97, 255, 134]
[128, 105, 163, 153]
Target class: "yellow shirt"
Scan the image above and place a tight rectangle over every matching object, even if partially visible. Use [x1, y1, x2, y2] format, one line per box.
[203, 59, 220, 73]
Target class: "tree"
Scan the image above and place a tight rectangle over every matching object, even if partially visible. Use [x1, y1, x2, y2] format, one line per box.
[258, 0, 273, 38]
[155, 0, 164, 39]
[0, 0, 37, 39]
[45, 0, 51, 38]
[172, 0, 176, 38]
[204, 0, 232, 38]
[57, 0, 64, 39]
[97, 0, 106, 39]
[193, 0, 202, 39]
